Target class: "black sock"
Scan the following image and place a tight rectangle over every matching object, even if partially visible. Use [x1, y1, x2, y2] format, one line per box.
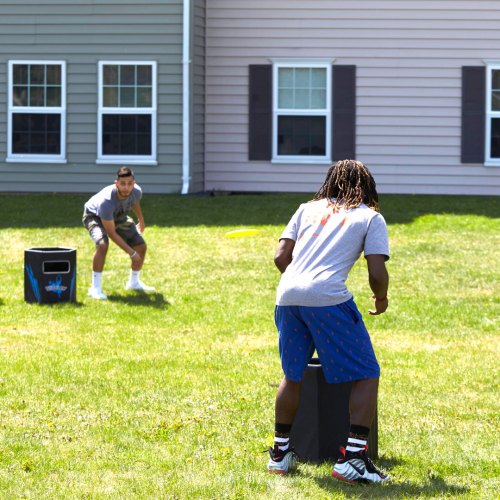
[347, 424, 370, 453]
[274, 423, 292, 453]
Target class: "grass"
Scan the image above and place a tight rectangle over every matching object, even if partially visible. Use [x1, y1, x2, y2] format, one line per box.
[0, 192, 499, 499]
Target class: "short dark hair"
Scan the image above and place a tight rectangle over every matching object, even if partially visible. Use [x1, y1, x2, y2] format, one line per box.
[116, 167, 134, 180]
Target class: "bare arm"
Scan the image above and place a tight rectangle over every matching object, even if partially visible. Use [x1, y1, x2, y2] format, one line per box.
[101, 219, 141, 263]
[365, 254, 389, 315]
[274, 238, 295, 274]
[132, 202, 145, 233]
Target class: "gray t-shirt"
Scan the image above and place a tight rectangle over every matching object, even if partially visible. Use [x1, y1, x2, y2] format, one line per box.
[84, 184, 142, 221]
[276, 199, 389, 307]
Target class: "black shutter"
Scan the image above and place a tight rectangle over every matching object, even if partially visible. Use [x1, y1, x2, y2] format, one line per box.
[332, 65, 356, 162]
[461, 66, 486, 163]
[249, 65, 272, 161]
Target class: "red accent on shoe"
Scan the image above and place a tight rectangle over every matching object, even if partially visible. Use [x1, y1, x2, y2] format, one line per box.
[332, 470, 356, 484]
[340, 447, 346, 457]
[269, 470, 287, 475]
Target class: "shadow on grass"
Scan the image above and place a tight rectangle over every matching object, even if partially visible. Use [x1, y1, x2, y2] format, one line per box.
[0, 298, 4, 306]
[107, 292, 169, 309]
[1, 193, 499, 229]
[313, 473, 469, 498]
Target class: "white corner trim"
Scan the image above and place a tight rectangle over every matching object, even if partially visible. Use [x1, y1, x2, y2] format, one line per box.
[181, 0, 191, 195]
[95, 159, 158, 166]
[271, 158, 332, 165]
[483, 60, 500, 65]
[6, 157, 67, 164]
[483, 161, 500, 167]
[269, 57, 336, 64]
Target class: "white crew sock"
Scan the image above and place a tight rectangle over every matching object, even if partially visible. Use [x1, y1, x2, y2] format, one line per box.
[92, 272, 102, 289]
[130, 270, 140, 285]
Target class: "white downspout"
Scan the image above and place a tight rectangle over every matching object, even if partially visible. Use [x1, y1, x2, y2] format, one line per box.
[181, 0, 191, 194]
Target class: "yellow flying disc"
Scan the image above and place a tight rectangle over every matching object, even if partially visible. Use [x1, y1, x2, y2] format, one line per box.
[225, 229, 259, 238]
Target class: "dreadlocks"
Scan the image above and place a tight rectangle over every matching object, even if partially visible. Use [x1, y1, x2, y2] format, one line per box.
[312, 159, 379, 212]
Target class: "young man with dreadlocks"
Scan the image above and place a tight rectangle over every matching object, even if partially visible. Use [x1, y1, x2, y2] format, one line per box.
[267, 160, 390, 483]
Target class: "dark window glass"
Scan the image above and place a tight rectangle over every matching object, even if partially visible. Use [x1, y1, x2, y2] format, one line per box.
[102, 114, 151, 156]
[46, 65, 61, 85]
[30, 87, 45, 106]
[120, 66, 135, 86]
[103, 65, 118, 85]
[30, 65, 45, 85]
[491, 118, 500, 158]
[137, 65, 152, 85]
[103, 87, 118, 107]
[12, 113, 61, 154]
[46, 87, 61, 107]
[277, 115, 326, 156]
[120, 87, 135, 107]
[13, 86, 28, 106]
[137, 87, 152, 107]
[13, 65, 28, 85]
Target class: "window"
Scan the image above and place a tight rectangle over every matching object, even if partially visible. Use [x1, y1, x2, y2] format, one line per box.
[271, 60, 333, 164]
[97, 61, 157, 165]
[7, 61, 66, 163]
[486, 62, 500, 166]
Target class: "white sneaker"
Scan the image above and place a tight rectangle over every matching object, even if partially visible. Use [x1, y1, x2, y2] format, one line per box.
[332, 447, 390, 484]
[267, 447, 298, 475]
[88, 286, 108, 300]
[125, 280, 156, 292]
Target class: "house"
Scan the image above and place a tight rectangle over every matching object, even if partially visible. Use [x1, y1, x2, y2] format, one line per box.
[1, 1, 500, 196]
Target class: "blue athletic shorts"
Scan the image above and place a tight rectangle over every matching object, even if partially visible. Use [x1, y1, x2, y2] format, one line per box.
[275, 298, 380, 384]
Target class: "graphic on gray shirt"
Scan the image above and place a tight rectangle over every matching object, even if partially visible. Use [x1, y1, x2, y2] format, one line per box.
[276, 199, 390, 307]
[84, 184, 142, 221]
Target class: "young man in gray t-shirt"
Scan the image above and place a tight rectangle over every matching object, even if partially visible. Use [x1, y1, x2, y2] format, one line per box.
[83, 167, 155, 299]
[267, 160, 390, 484]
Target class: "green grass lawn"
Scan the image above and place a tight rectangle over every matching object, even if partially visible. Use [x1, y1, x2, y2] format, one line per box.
[0, 193, 499, 499]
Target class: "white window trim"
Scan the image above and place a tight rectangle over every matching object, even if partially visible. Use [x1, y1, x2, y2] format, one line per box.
[484, 60, 500, 167]
[271, 60, 334, 165]
[97, 60, 158, 165]
[6, 60, 67, 163]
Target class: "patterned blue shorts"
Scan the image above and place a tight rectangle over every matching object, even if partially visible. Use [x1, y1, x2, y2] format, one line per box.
[275, 298, 380, 384]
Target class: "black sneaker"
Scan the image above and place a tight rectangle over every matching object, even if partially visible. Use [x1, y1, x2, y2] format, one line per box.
[332, 446, 390, 484]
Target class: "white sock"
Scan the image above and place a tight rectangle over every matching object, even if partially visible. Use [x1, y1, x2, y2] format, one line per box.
[92, 272, 102, 289]
[130, 270, 140, 285]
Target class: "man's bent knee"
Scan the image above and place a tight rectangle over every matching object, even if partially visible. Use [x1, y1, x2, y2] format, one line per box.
[96, 241, 109, 253]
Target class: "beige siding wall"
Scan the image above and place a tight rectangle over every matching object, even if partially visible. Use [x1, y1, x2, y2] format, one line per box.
[205, 0, 500, 195]
[0, 0, 184, 195]
[190, 0, 206, 193]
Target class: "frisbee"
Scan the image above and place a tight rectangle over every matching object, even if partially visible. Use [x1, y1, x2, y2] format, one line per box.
[225, 229, 259, 238]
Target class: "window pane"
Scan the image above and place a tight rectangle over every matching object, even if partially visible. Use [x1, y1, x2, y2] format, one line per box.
[492, 91, 500, 111]
[46, 87, 61, 107]
[311, 68, 326, 88]
[120, 87, 135, 107]
[278, 68, 293, 88]
[277, 115, 326, 156]
[46, 65, 61, 85]
[30, 65, 45, 85]
[103, 87, 119, 107]
[120, 66, 135, 86]
[493, 70, 500, 90]
[491, 118, 500, 158]
[12, 113, 61, 155]
[137, 87, 152, 107]
[13, 86, 28, 106]
[103, 114, 119, 133]
[311, 89, 326, 109]
[30, 87, 45, 107]
[13, 65, 28, 85]
[103, 65, 118, 85]
[137, 65, 152, 85]
[278, 89, 293, 109]
[102, 114, 151, 156]
[295, 68, 310, 88]
[294, 89, 310, 109]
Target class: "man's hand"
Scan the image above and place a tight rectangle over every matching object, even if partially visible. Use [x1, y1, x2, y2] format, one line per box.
[136, 219, 145, 233]
[130, 251, 142, 264]
[368, 295, 388, 315]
